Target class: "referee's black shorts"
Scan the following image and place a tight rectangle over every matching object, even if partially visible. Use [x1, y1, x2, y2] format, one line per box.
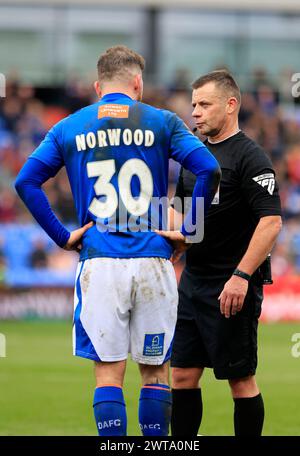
[171, 268, 263, 380]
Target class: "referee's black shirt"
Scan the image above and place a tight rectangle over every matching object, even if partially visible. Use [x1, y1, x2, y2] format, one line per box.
[175, 130, 282, 278]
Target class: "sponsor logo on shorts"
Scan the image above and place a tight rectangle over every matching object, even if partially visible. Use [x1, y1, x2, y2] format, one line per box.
[143, 333, 164, 356]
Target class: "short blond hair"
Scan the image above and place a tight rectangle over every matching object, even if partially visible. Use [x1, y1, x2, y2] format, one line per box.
[97, 45, 145, 84]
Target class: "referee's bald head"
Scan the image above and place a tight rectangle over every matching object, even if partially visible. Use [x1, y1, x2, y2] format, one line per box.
[192, 70, 241, 106]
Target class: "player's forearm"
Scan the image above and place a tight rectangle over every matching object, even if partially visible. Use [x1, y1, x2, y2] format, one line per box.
[15, 158, 70, 248]
[237, 215, 282, 276]
[182, 146, 221, 213]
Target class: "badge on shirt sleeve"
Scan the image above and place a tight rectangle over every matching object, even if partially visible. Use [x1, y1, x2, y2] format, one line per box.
[252, 173, 275, 195]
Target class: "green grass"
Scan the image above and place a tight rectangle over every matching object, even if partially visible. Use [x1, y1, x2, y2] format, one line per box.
[0, 320, 299, 436]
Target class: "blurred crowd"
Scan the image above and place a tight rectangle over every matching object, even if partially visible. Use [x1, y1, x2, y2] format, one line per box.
[0, 68, 300, 287]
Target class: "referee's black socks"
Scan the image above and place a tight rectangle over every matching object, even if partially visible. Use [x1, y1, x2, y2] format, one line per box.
[233, 393, 265, 436]
[171, 388, 203, 436]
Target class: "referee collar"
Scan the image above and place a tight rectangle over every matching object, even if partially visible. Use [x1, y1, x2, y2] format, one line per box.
[208, 129, 241, 144]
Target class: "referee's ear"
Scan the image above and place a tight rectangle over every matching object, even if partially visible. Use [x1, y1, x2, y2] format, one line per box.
[227, 96, 239, 114]
[94, 80, 102, 99]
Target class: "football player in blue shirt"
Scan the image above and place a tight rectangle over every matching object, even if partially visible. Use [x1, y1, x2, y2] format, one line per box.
[15, 45, 221, 436]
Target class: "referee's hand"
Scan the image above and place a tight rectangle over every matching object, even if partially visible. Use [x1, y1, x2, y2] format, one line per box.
[155, 230, 190, 264]
[64, 221, 94, 253]
[218, 275, 248, 318]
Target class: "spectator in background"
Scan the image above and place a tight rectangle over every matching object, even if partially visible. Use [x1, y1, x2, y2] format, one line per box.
[30, 238, 48, 269]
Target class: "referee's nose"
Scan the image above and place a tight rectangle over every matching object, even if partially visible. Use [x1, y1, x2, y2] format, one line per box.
[192, 104, 202, 118]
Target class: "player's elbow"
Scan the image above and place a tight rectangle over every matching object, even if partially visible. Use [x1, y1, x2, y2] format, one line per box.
[204, 154, 221, 177]
[14, 172, 31, 200]
[208, 161, 222, 189]
[212, 161, 222, 180]
[194, 158, 221, 190]
[15, 162, 37, 199]
[14, 173, 25, 197]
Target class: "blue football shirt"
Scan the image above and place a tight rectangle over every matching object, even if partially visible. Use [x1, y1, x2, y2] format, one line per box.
[30, 92, 216, 260]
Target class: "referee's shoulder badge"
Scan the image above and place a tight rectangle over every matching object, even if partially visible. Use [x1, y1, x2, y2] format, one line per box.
[252, 173, 275, 195]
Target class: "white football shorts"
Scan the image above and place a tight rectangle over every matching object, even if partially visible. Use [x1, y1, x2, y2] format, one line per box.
[73, 257, 178, 365]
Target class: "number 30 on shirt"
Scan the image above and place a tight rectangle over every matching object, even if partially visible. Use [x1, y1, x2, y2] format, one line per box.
[87, 158, 154, 218]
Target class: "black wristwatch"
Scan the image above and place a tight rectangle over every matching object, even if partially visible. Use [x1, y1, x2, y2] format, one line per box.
[233, 268, 251, 282]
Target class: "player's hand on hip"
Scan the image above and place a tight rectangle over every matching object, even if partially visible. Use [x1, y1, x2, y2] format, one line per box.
[155, 230, 190, 264]
[218, 275, 248, 318]
[63, 221, 94, 253]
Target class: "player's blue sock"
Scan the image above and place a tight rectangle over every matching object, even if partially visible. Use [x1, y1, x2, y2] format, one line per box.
[93, 385, 127, 436]
[138, 383, 172, 436]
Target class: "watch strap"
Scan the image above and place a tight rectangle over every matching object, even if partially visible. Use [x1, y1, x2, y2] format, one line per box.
[233, 268, 251, 282]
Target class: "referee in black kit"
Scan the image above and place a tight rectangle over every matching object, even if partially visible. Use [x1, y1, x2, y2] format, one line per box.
[160, 70, 282, 436]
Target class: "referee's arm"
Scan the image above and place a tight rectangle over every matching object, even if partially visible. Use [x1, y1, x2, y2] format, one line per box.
[219, 215, 282, 319]
[236, 215, 282, 277]
[219, 149, 282, 319]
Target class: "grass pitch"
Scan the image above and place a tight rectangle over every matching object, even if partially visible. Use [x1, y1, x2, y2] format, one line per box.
[0, 320, 299, 436]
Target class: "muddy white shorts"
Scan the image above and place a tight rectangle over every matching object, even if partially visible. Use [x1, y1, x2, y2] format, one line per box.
[73, 257, 178, 365]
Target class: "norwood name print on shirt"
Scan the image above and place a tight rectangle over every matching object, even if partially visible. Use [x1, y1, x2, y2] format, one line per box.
[75, 128, 155, 151]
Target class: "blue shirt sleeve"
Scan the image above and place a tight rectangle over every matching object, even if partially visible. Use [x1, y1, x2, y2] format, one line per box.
[180, 148, 221, 239]
[30, 123, 64, 174]
[15, 157, 70, 248]
[168, 114, 205, 163]
[167, 114, 221, 238]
